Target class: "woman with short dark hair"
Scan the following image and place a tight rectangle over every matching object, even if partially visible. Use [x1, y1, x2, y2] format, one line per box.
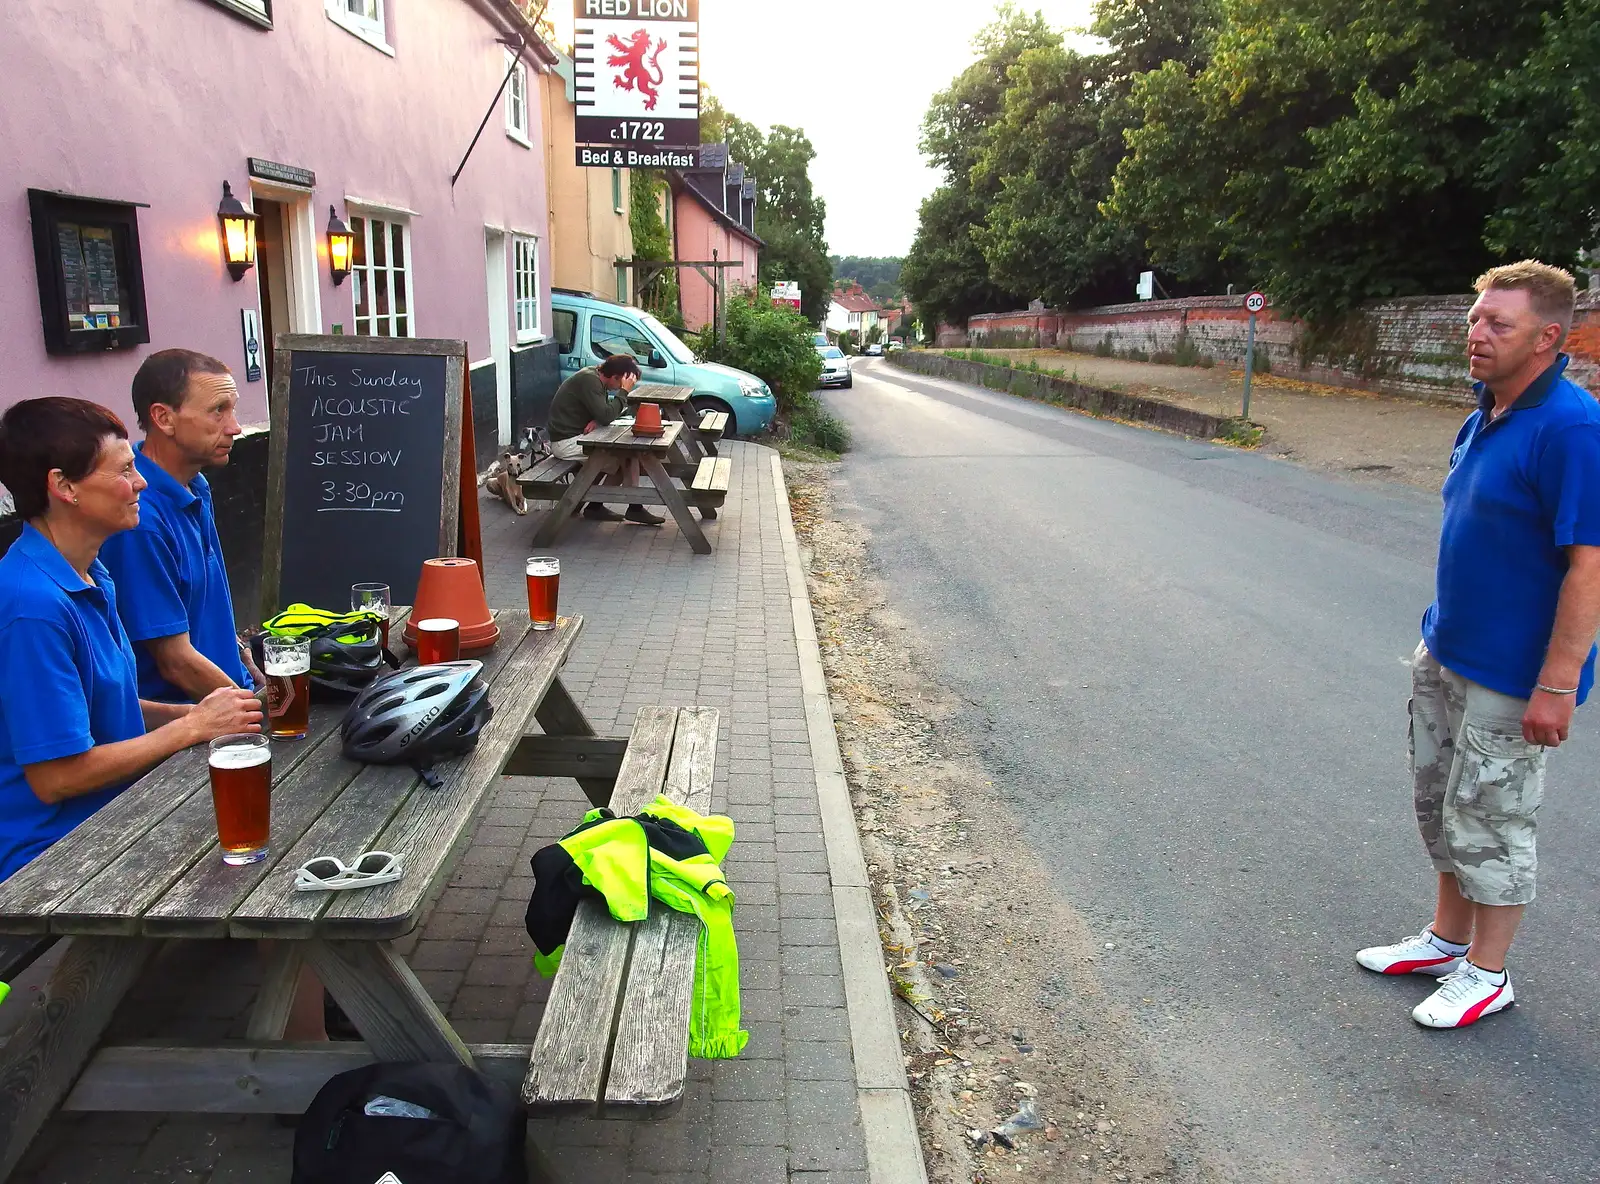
[0, 397, 262, 881]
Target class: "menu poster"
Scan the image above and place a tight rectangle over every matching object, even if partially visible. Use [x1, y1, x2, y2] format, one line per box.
[55, 224, 90, 331]
[81, 227, 123, 330]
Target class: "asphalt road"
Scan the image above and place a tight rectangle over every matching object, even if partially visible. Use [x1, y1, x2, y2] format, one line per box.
[823, 358, 1600, 1182]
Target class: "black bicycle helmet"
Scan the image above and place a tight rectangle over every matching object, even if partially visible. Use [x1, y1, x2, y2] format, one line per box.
[341, 661, 494, 770]
[256, 606, 395, 697]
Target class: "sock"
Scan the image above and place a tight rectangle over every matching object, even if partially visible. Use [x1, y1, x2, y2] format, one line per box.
[1465, 959, 1507, 984]
[1426, 929, 1470, 956]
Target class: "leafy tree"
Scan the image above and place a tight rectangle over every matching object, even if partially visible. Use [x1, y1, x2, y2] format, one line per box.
[628, 170, 681, 325]
[695, 293, 822, 413]
[702, 94, 833, 324]
[1111, 0, 1550, 321]
[902, 5, 1057, 325]
[831, 256, 905, 296]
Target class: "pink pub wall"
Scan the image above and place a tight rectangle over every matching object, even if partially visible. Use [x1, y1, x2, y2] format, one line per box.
[672, 192, 758, 333]
[0, 0, 553, 430]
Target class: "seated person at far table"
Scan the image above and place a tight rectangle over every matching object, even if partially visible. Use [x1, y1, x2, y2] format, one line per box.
[0, 398, 261, 883]
[546, 354, 664, 526]
[99, 350, 262, 701]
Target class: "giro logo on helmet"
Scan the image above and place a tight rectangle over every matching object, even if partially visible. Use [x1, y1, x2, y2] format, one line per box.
[397, 703, 444, 748]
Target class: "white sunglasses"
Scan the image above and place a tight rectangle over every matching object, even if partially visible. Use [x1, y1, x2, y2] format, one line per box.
[294, 851, 403, 892]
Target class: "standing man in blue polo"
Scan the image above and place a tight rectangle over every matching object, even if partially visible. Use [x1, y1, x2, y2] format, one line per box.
[1357, 262, 1600, 1027]
[99, 349, 260, 701]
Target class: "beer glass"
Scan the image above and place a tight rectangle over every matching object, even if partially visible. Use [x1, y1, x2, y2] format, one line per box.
[208, 734, 271, 865]
[263, 635, 311, 740]
[351, 582, 392, 649]
[416, 618, 460, 665]
[526, 557, 560, 631]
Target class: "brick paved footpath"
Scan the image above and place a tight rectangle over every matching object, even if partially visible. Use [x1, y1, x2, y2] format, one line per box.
[11, 441, 879, 1184]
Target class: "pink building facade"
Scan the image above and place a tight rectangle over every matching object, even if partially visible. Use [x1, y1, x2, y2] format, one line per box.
[1, 0, 558, 451]
[669, 165, 761, 333]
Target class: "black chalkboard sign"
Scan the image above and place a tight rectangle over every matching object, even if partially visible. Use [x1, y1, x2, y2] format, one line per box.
[262, 335, 466, 616]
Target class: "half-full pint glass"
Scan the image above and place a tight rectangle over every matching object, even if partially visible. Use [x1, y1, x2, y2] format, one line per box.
[208, 734, 271, 865]
[526, 557, 560, 631]
[351, 583, 392, 649]
[416, 618, 461, 665]
[263, 636, 311, 740]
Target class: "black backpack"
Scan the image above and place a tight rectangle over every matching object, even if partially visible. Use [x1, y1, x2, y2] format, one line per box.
[292, 1062, 526, 1184]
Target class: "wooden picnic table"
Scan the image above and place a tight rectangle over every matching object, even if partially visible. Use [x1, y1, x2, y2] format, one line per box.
[626, 384, 718, 470]
[0, 608, 617, 1179]
[527, 421, 727, 556]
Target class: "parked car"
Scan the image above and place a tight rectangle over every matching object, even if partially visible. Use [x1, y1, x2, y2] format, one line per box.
[887, 340, 905, 352]
[864, 343, 884, 356]
[818, 346, 852, 389]
[812, 332, 830, 349]
[550, 290, 777, 436]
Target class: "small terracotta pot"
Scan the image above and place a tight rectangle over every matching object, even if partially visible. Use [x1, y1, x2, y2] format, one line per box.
[405, 558, 498, 653]
[633, 402, 664, 436]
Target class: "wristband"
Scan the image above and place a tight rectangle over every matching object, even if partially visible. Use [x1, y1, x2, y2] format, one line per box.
[1535, 683, 1579, 696]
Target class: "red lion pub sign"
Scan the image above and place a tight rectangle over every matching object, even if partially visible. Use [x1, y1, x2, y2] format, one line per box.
[573, 0, 700, 150]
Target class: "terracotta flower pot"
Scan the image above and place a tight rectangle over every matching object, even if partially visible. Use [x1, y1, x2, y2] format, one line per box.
[633, 402, 664, 436]
[405, 558, 499, 654]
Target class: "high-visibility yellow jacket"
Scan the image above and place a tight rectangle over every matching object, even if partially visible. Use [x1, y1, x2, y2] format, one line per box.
[524, 795, 747, 1059]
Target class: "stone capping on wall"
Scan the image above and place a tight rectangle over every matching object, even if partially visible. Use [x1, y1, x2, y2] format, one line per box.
[887, 350, 1228, 440]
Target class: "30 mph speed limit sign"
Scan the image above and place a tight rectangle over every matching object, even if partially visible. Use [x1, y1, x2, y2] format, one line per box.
[1245, 292, 1266, 313]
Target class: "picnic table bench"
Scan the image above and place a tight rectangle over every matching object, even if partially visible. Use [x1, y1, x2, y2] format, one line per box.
[523, 422, 725, 555]
[0, 604, 721, 1179]
[628, 384, 724, 468]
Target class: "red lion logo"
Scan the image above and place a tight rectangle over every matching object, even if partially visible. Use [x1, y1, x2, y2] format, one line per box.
[606, 30, 667, 111]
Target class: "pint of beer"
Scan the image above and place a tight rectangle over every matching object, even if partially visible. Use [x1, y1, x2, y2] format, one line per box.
[416, 618, 461, 665]
[263, 636, 311, 740]
[526, 557, 560, 631]
[208, 734, 271, 865]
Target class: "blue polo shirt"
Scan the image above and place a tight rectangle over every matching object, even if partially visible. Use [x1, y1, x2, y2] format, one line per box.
[98, 445, 249, 701]
[0, 524, 146, 881]
[1422, 355, 1600, 703]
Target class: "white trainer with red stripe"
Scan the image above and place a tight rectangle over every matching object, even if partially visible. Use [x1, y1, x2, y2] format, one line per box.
[1412, 961, 1514, 1028]
[1355, 927, 1465, 977]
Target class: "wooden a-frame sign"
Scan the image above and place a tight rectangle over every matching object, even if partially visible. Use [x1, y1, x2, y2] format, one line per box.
[262, 334, 483, 618]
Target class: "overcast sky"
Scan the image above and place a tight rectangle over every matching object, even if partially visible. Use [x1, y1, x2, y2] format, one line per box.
[553, 0, 1099, 259]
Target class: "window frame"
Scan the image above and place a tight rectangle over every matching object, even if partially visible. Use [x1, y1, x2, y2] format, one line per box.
[504, 52, 531, 148]
[512, 233, 541, 344]
[325, 0, 391, 55]
[612, 169, 624, 214]
[203, 0, 273, 28]
[349, 212, 415, 339]
[27, 189, 152, 356]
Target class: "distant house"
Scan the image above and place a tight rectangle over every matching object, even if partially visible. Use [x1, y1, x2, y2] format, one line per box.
[666, 147, 762, 333]
[827, 285, 893, 339]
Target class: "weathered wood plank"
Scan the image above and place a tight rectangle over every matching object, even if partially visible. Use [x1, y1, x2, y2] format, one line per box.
[314, 617, 580, 939]
[60, 1041, 534, 1114]
[244, 943, 306, 1042]
[0, 936, 157, 1180]
[0, 936, 54, 983]
[502, 736, 627, 782]
[523, 707, 678, 1112]
[52, 705, 351, 936]
[530, 453, 609, 547]
[604, 708, 718, 1115]
[304, 940, 473, 1064]
[230, 616, 540, 940]
[642, 455, 712, 555]
[691, 457, 732, 493]
[0, 751, 211, 935]
[142, 736, 365, 938]
[532, 677, 614, 806]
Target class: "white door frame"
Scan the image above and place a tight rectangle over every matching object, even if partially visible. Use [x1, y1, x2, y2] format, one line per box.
[483, 228, 512, 446]
[250, 181, 323, 333]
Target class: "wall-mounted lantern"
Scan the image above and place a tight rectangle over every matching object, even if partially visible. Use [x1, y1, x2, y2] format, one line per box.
[217, 181, 258, 281]
[327, 206, 355, 286]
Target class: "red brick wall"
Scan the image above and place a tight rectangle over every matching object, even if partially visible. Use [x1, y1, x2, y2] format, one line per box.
[967, 293, 1600, 406]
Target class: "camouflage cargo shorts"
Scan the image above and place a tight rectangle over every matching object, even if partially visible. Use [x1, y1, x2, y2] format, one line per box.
[1410, 641, 1546, 906]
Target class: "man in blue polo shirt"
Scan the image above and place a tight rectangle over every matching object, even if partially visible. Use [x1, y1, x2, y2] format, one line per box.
[99, 349, 259, 701]
[1357, 262, 1600, 1028]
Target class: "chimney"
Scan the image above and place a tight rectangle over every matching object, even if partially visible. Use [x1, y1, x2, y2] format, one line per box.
[741, 179, 756, 232]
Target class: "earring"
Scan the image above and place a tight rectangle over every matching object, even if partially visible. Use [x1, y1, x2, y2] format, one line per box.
[72, 497, 80, 505]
